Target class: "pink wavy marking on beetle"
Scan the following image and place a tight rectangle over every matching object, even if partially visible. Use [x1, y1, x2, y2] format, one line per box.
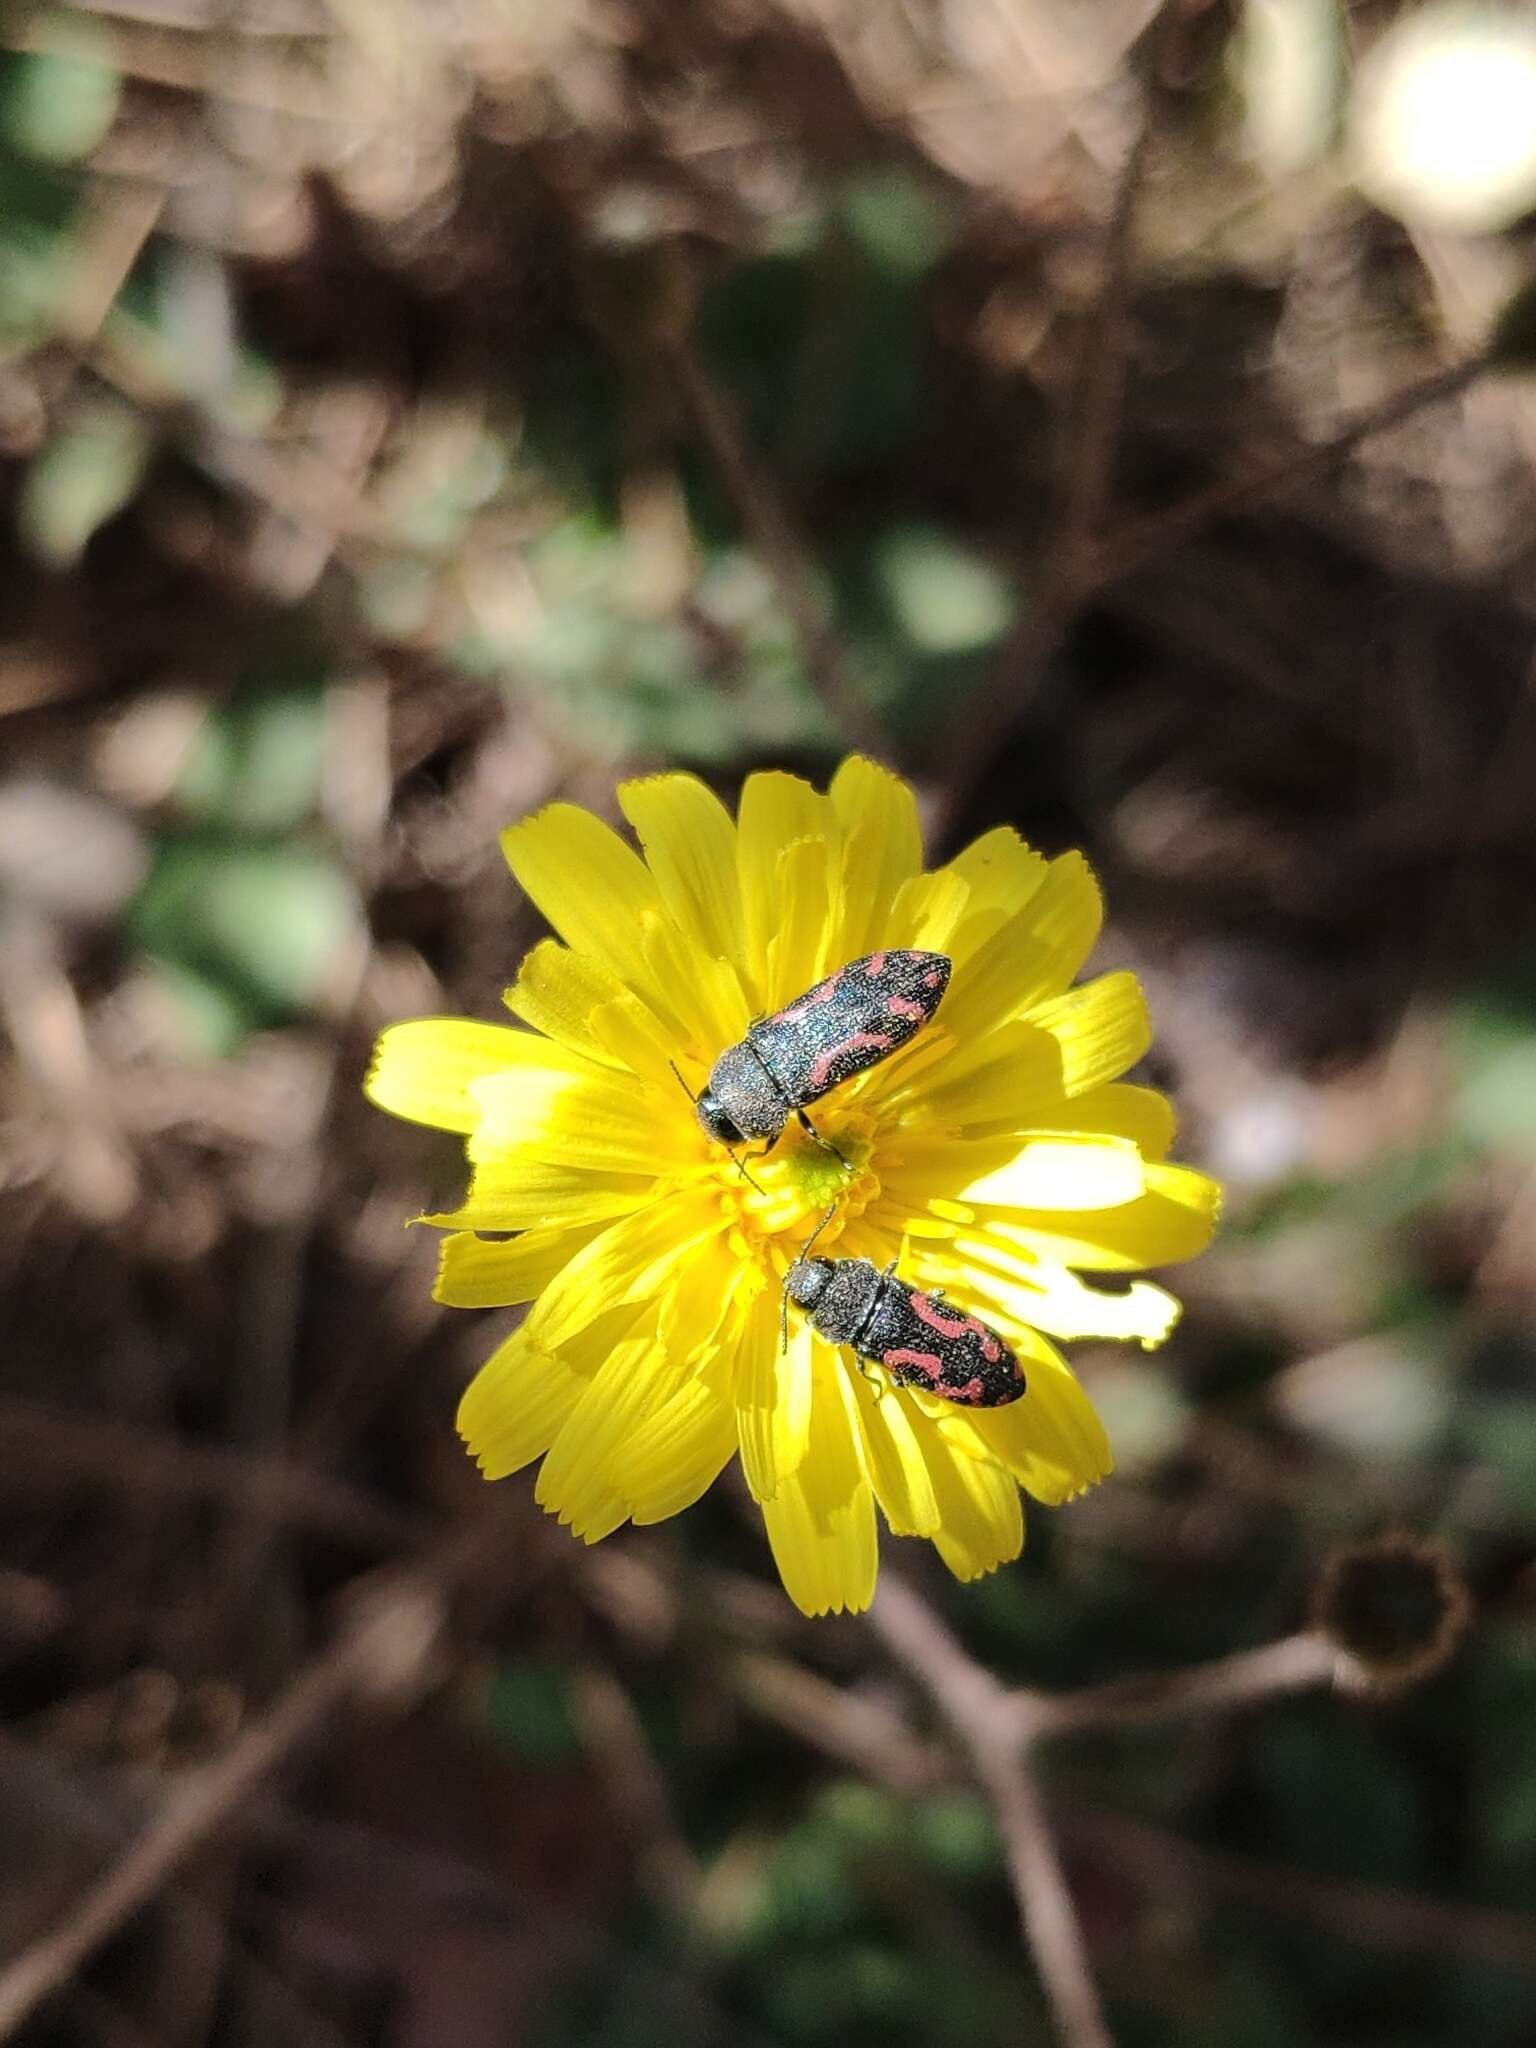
[886, 995, 924, 1020]
[946, 1376, 986, 1403]
[864, 953, 888, 977]
[909, 1292, 1003, 1363]
[807, 1031, 891, 1090]
[883, 1347, 942, 1381]
[777, 975, 843, 1025]
[922, 970, 942, 989]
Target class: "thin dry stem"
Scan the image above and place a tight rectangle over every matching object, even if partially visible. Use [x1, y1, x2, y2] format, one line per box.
[1084, 351, 1494, 596]
[666, 336, 887, 758]
[1036, 1630, 1359, 1736]
[867, 1577, 1113, 2048]
[0, 1504, 524, 2041]
[1053, 4, 1173, 589]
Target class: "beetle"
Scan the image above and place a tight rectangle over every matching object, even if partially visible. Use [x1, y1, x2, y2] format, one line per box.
[784, 1250, 1026, 1409]
[690, 950, 951, 1157]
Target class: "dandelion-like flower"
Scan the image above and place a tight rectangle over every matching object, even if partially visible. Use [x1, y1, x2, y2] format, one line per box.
[366, 759, 1219, 1614]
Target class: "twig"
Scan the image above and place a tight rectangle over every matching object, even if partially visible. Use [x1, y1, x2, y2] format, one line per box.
[867, 1577, 1113, 2048]
[0, 1505, 522, 2040]
[0, 1399, 425, 1552]
[1084, 349, 1493, 595]
[571, 1664, 703, 1917]
[937, 344, 1495, 838]
[1066, 1804, 1536, 1976]
[665, 336, 887, 757]
[1053, 5, 1173, 591]
[1036, 1630, 1358, 1736]
[731, 1650, 940, 1794]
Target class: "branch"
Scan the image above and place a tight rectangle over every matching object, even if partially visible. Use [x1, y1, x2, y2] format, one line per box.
[0, 1505, 522, 2040]
[1037, 1630, 1360, 1736]
[867, 1577, 1113, 2048]
[1083, 350, 1493, 596]
[0, 1399, 425, 1553]
[665, 336, 888, 758]
[1067, 1803, 1536, 1977]
[1052, 5, 1174, 590]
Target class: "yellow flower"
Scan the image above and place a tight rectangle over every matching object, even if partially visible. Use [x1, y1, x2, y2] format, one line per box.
[366, 758, 1219, 1615]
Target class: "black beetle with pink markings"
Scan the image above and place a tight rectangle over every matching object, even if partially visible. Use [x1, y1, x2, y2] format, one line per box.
[785, 1254, 1026, 1408]
[694, 949, 951, 1154]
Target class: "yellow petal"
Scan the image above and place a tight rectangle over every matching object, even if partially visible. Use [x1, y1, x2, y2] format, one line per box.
[638, 919, 753, 1066]
[587, 988, 691, 1095]
[1018, 1081, 1176, 1160]
[523, 1191, 723, 1351]
[434, 1218, 608, 1307]
[939, 826, 1048, 957]
[763, 837, 838, 1010]
[920, 1433, 1024, 1582]
[734, 1284, 813, 1502]
[536, 1325, 676, 1542]
[957, 1329, 1113, 1501]
[623, 1356, 739, 1523]
[887, 866, 972, 954]
[1028, 970, 1150, 1096]
[504, 940, 631, 1069]
[428, 1157, 655, 1233]
[940, 852, 1103, 1041]
[658, 1236, 735, 1362]
[829, 757, 923, 959]
[916, 1235, 1180, 1346]
[736, 771, 831, 1000]
[501, 802, 677, 1021]
[365, 1019, 543, 1134]
[469, 1063, 697, 1177]
[618, 774, 746, 979]
[985, 1161, 1222, 1273]
[944, 824, 1048, 913]
[896, 1011, 1046, 1096]
[961, 1136, 1147, 1211]
[846, 1372, 941, 1536]
[457, 1328, 587, 1480]
[760, 1346, 877, 1616]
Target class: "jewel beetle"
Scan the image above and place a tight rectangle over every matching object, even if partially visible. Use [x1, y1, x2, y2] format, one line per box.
[691, 949, 951, 1155]
[784, 1252, 1026, 1408]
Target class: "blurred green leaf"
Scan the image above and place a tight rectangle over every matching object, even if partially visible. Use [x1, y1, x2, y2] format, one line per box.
[1459, 1393, 1536, 1501]
[1086, 1359, 1191, 1470]
[0, 45, 120, 164]
[873, 523, 1016, 655]
[765, 1827, 859, 1939]
[911, 1788, 1001, 1881]
[1452, 998, 1536, 1151]
[481, 1655, 580, 1769]
[19, 398, 150, 566]
[130, 837, 362, 1025]
[835, 167, 953, 282]
[809, 1779, 907, 1853]
[1272, 1334, 1451, 1460]
[136, 955, 261, 1061]
[174, 682, 326, 834]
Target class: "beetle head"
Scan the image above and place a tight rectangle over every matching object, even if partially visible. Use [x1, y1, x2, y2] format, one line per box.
[695, 1089, 745, 1147]
[785, 1258, 832, 1310]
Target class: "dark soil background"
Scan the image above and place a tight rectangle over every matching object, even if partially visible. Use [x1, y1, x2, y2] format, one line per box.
[2, 2, 1536, 2043]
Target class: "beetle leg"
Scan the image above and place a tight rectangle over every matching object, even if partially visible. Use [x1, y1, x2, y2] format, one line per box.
[796, 1108, 852, 1171]
[855, 1355, 884, 1403]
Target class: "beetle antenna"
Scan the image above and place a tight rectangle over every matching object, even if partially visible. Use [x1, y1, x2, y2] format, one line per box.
[671, 1060, 766, 1194]
[780, 1200, 840, 1352]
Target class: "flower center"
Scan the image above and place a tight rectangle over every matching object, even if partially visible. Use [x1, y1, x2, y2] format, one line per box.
[715, 1111, 881, 1266]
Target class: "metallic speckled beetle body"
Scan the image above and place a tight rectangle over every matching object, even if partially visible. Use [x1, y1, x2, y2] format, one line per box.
[695, 949, 951, 1150]
[785, 1255, 1026, 1408]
